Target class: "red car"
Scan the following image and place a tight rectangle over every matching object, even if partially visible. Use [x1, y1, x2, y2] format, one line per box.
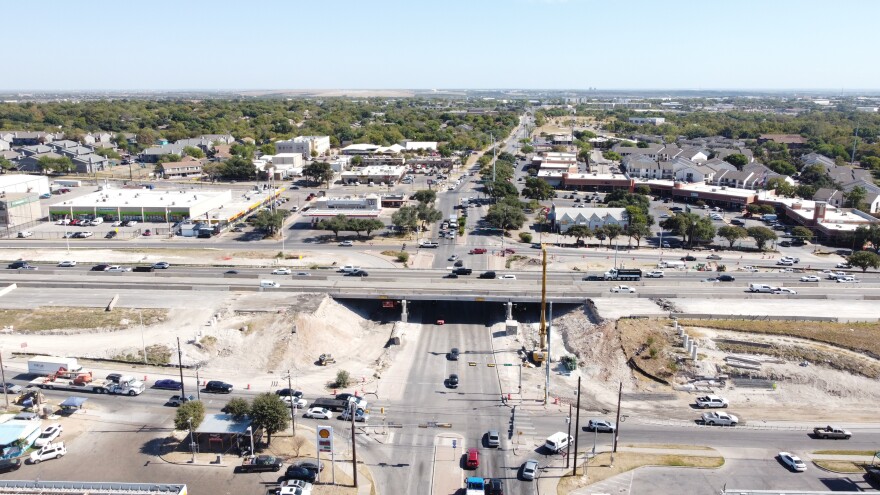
[504, 248, 516, 254]
[142, 230, 152, 236]
[469, 248, 487, 255]
[465, 448, 479, 469]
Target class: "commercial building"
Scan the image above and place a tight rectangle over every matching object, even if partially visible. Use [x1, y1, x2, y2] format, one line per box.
[759, 196, 880, 241]
[275, 136, 331, 158]
[549, 206, 628, 233]
[340, 165, 407, 184]
[0, 481, 188, 494]
[341, 143, 404, 155]
[628, 117, 666, 125]
[158, 157, 204, 179]
[49, 186, 232, 224]
[0, 417, 42, 454]
[0, 175, 50, 196]
[306, 194, 382, 219]
[402, 141, 438, 151]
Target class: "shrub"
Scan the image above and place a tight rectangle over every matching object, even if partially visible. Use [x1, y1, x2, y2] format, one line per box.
[561, 355, 578, 371]
[519, 232, 533, 243]
[396, 251, 409, 263]
[335, 370, 351, 388]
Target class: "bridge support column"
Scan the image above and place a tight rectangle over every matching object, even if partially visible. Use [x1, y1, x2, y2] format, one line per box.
[505, 301, 513, 321]
[401, 299, 408, 323]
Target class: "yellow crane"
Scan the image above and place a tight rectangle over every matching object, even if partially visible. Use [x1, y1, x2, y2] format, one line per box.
[532, 244, 548, 365]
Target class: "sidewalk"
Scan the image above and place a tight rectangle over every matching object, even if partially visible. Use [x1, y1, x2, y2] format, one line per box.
[431, 433, 463, 495]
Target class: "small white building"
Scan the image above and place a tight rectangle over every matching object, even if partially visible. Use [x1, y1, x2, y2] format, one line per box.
[550, 206, 628, 233]
[275, 136, 331, 158]
[402, 141, 438, 151]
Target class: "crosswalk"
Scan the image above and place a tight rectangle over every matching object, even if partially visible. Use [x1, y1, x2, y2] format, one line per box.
[570, 469, 633, 495]
[512, 407, 540, 451]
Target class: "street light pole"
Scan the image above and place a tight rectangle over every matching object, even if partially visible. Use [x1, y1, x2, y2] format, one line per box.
[285, 371, 296, 436]
[188, 417, 196, 463]
[139, 310, 146, 364]
[177, 337, 186, 400]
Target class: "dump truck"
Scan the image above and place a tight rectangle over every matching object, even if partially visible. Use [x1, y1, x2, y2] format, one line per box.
[240, 455, 282, 472]
[813, 425, 852, 439]
[603, 268, 642, 281]
[318, 354, 336, 366]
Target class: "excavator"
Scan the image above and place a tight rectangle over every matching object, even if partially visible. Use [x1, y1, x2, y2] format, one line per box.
[531, 245, 548, 365]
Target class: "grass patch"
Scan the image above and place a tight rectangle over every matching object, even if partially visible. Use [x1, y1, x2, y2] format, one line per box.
[813, 460, 870, 473]
[381, 250, 409, 263]
[679, 319, 880, 358]
[199, 336, 217, 349]
[505, 254, 528, 269]
[111, 344, 172, 365]
[557, 451, 724, 493]
[716, 341, 880, 379]
[813, 450, 877, 456]
[624, 444, 713, 451]
[0, 308, 166, 332]
[618, 318, 678, 380]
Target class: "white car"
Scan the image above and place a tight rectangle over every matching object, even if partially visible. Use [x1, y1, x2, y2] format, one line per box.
[29, 442, 66, 463]
[772, 287, 798, 294]
[586, 419, 616, 432]
[610, 285, 636, 293]
[55, 219, 71, 225]
[338, 241, 353, 247]
[57, 261, 77, 267]
[106, 265, 132, 272]
[34, 424, 63, 447]
[781, 256, 800, 264]
[646, 270, 665, 278]
[778, 452, 807, 472]
[111, 221, 123, 227]
[448, 255, 460, 262]
[498, 274, 517, 280]
[701, 411, 738, 426]
[695, 395, 729, 408]
[304, 407, 332, 419]
[17, 231, 33, 238]
[836, 262, 851, 269]
[776, 260, 793, 266]
[836, 276, 859, 283]
[272, 268, 292, 275]
[281, 397, 308, 409]
[800, 275, 820, 282]
[80, 231, 94, 238]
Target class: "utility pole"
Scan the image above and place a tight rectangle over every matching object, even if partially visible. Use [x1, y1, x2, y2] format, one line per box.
[194, 367, 201, 401]
[566, 403, 573, 469]
[350, 401, 359, 488]
[0, 350, 7, 410]
[611, 381, 623, 466]
[546, 301, 552, 403]
[572, 376, 582, 475]
[286, 371, 296, 436]
[177, 337, 186, 399]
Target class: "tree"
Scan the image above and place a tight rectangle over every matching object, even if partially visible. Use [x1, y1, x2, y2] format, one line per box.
[723, 153, 749, 169]
[250, 393, 289, 446]
[183, 146, 205, 159]
[847, 251, 880, 273]
[790, 226, 813, 243]
[136, 129, 156, 146]
[95, 148, 121, 159]
[362, 219, 385, 237]
[853, 225, 880, 251]
[157, 154, 182, 164]
[335, 370, 351, 388]
[221, 156, 256, 180]
[0, 157, 14, 173]
[260, 143, 276, 155]
[563, 225, 593, 246]
[416, 203, 443, 229]
[521, 144, 534, 153]
[521, 177, 555, 200]
[303, 162, 334, 186]
[350, 155, 363, 166]
[844, 186, 867, 210]
[624, 206, 652, 248]
[747, 226, 777, 251]
[717, 225, 748, 248]
[602, 151, 622, 161]
[174, 399, 206, 431]
[604, 224, 622, 245]
[224, 397, 251, 420]
[391, 205, 419, 234]
[485, 203, 526, 234]
[37, 155, 74, 174]
[202, 162, 223, 182]
[660, 213, 716, 246]
[796, 184, 816, 200]
[252, 210, 287, 236]
[635, 185, 651, 196]
[318, 214, 350, 239]
[488, 180, 518, 199]
[766, 159, 797, 176]
[412, 189, 437, 205]
[766, 177, 796, 197]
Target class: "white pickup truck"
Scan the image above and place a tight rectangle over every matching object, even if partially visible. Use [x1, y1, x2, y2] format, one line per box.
[701, 411, 738, 426]
[695, 395, 728, 408]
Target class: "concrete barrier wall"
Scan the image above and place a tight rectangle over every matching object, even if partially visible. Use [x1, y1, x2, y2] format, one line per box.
[672, 313, 879, 323]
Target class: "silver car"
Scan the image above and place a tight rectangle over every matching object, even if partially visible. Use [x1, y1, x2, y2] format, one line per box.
[521, 459, 538, 480]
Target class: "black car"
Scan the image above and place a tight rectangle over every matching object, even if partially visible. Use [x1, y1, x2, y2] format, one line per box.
[335, 393, 354, 402]
[716, 275, 736, 282]
[275, 388, 303, 398]
[7, 261, 32, 270]
[779, 241, 792, 247]
[91, 264, 110, 271]
[292, 460, 324, 473]
[681, 255, 696, 261]
[284, 466, 316, 483]
[105, 373, 122, 384]
[225, 270, 239, 275]
[0, 458, 21, 473]
[448, 348, 460, 361]
[453, 260, 464, 267]
[444, 273, 459, 279]
[105, 231, 117, 239]
[347, 270, 369, 277]
[478, 271, 496, 279]
[204, 380, 233, 393]
[486, 478, 504, 495]
[730, 219, 745, 226]
[453, 267, 473, 275]
[446, 373, 459, 388]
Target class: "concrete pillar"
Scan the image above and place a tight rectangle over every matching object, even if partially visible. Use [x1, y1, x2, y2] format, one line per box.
[691, 345, 698, 360]
[506, 301, 513, 321]
[400, 299, 408, 323]
[682, 334, 689, 349]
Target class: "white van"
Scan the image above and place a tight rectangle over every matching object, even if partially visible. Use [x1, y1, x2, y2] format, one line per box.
[89, 217, 104, 226]
[338, 265, 360, 273]
[260, 280, 280, 288]
[748, 283, 773, 293]
[544, 432, 573, 453]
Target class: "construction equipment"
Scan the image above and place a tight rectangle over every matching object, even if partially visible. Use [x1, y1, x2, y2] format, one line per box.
[318, 354, 336, 366]
[531, 245, 548, 365]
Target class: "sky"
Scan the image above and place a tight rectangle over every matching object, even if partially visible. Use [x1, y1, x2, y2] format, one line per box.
[2, 0, 879, 91]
